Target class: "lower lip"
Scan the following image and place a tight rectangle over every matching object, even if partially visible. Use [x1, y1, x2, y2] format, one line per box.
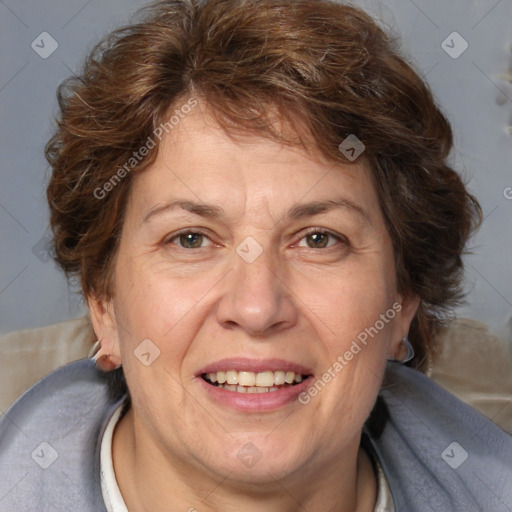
[197, 377, 313, 412]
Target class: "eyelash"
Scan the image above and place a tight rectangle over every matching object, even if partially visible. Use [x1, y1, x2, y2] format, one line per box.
[164, 228, 348, 250]
[294, 227, 348, 250]
[164, 229, 214, 249]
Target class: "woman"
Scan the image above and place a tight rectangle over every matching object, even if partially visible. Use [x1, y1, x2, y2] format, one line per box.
[1, 0, 511, 510]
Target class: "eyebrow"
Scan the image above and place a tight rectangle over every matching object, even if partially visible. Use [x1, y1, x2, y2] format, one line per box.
[142, 198, 371, 225]
[143, 200, 224, 224]
[287, 199, 371, 225]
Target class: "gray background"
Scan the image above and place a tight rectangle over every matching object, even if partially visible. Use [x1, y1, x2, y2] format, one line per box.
[1, 0, 511, 346]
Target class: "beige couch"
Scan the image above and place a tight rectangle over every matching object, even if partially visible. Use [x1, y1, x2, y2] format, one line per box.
[1, 316, 511, 433]
[0, 316, 96, 412]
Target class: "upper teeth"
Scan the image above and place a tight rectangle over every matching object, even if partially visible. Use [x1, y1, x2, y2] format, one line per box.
[206, 370, 304, 387]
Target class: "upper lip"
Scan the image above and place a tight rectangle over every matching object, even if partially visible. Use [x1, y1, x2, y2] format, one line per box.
[197, 358, 313, 376]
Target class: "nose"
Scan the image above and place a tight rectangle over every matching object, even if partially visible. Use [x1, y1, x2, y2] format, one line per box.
[216, 248, 298, 336]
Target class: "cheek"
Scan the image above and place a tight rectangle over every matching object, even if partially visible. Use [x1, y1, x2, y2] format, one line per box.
[292, 259, 396, 419]
[303, 323, 390, 445]
[111, 257, 228, 387]
[113, 254, 206, 338]
[292, 258, 397, 345]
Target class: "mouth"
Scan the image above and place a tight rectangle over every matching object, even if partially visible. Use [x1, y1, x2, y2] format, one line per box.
[201, 370, 310, 393]
[196, 358, 314, 411]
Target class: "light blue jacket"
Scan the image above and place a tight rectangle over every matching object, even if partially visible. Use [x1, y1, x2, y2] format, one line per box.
[0, 359, 511, 511]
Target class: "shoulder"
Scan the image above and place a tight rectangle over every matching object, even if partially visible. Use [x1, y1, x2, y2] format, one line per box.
[0, 359, 124, 512]
[369, 362, 512, 511]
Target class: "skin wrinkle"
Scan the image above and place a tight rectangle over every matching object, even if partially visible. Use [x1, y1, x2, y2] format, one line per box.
[142, 197, 372, 231]
[40, 2, 484, 507]
[47, 1, 482, 374]
[89, 106, 418, 511]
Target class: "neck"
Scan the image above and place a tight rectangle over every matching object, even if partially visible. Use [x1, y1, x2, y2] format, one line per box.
[112, 407, 377, 512]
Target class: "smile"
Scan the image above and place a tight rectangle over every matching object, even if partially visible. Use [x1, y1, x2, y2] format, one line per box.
[202, 370, 308, 393]
[197, 358, 314, 411]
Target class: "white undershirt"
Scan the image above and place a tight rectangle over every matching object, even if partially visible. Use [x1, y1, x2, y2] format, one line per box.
[100, 404, 128, 512]
[100, 404, 394, 511]
[373, 451, 395, 511]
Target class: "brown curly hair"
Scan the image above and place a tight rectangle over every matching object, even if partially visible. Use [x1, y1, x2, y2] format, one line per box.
[45, 0, 481, 371]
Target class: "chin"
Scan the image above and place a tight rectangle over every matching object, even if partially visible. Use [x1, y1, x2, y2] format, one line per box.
[205, 438, 309, 484]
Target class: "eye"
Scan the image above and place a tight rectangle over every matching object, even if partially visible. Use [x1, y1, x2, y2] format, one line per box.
[167, 231, 212, 249]
[296, 230, 344, 249]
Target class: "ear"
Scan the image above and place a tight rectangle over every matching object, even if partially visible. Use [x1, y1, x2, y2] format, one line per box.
[388, 294, 420, 360]
[87, 294, 122, 367]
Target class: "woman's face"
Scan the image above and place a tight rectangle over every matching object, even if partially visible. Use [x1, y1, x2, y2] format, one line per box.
[91, 105, 417, 486]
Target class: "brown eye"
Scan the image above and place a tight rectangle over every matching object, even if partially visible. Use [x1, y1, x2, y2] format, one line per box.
[171, 232, 208, 249]
[297, 231, 340, 249]
[305, 232, 329, 248]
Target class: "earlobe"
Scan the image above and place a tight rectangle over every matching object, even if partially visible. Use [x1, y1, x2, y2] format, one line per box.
[87, 294, 122, 369]
[90, 339, 122, 371]
[388, 294, 420, 360]
[388, 337, 415, 363]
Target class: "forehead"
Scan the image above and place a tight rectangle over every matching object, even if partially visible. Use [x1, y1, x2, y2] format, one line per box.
[128, 104, 383, 226]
